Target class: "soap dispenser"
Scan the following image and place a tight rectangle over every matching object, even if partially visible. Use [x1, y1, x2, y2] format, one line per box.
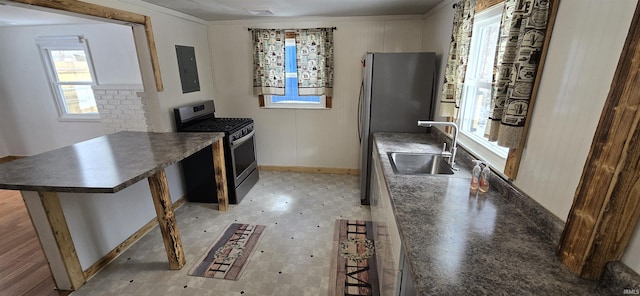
[470, 160, 482, 192]
[479, 162, 490, 193]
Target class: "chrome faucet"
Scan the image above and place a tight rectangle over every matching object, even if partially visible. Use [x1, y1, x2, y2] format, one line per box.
[417, 120, 458, 169]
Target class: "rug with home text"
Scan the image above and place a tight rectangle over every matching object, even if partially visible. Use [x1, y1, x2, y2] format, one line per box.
[188, 223, 265, 280]
[330, 219, 380, 295]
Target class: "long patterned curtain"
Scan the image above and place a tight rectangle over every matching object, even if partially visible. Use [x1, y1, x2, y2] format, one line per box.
[295, 28, 335, 97]
[441, 0, 476, 118]
[252, 29, 286, 96]
[487, 0, 550, 148]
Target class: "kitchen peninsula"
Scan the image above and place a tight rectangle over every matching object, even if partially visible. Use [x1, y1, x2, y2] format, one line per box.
[0, 131, 228, 291]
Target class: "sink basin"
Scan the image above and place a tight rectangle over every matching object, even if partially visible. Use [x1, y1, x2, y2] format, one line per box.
[388, 152, 454, 175]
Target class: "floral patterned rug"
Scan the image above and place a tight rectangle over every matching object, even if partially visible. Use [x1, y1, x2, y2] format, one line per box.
[330, 220, 379, 295]
[188, 223, 265, 280]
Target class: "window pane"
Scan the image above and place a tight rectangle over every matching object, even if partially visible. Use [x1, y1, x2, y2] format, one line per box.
[59, 85, 98, 114]
[51, 50, 93, 82]
[462, 87, 491, 137]
[284, 45, 296, 73]
[458, 6, 509, 159]
[475, 24, 500, 82]
[271, 38, 320, 104]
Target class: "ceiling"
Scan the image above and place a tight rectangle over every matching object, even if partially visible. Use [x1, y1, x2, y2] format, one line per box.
[0, 4, 102, 26]
[141, 0, 443, 21]
[0, 0, 443, 27]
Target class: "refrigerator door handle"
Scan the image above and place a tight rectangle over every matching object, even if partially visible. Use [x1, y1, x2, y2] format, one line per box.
[358, 78, 364, 142]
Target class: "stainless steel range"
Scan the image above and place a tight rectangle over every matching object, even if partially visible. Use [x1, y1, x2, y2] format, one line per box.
[174, 100, 258, 204]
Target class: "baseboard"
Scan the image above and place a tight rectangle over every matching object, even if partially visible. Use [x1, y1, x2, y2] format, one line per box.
[258, 165, 360, 175]
[83, 197, 187, 280]
[0, 155, 26, 164]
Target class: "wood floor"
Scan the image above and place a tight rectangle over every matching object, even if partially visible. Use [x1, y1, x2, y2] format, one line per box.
[0, 189, 69, 296]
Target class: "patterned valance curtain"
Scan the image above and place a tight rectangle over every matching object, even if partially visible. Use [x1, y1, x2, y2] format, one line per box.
[252, 29, 286, 96]
[294, 28, 335, 97]
[441, 0, 476, 118]
[487, 0, 550, 148]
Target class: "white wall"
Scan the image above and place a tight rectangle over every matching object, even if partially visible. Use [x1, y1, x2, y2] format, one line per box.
[421, 0, 455, 120]
[208, 16, 424, 168]
[0, 127, 8, 157]
[515, 0, 636, 227]
[138, 13, 215, 132]
[59, 163, 184, 270]
[0, 23, 141, 155]
[513, 0, 639, 273]
[422, 0, 640, 275]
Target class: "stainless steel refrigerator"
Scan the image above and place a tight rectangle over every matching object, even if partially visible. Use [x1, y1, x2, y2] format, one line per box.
[358, 52, 436, 204]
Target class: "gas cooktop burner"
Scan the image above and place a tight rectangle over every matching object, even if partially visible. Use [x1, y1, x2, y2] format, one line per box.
[182, 117, 252, 133]
[173, 100, 253, 135]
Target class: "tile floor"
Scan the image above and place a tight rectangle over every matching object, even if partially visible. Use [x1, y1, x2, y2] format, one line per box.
[70, 171, 370, 296]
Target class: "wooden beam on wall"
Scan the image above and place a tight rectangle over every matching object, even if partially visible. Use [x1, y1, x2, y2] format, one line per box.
[143, 16, 164, 91]
[8, 0, 145, 23]
[475, 0, 504, 13]
[8, 0, 164, 92]
[557, 1, 640, 280]
[503, 0, 560, 179]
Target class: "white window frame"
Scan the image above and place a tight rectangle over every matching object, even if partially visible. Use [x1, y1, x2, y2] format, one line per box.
[263, 34, 328, 109]
[457, 4, 508, 170]
[263, 96, 328, 109]
[36, 35, 100, 121]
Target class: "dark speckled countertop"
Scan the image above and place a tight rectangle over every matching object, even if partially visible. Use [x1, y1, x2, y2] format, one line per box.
[373, 132, 608, 295]
[0, 131, 223, 193]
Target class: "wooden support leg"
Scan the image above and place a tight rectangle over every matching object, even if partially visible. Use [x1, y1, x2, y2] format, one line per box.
[212, 138, 229, 211]
[147, 169, 185, 270]
[31, 191, 86, 290]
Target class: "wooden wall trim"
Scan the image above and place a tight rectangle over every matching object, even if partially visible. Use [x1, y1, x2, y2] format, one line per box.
[0, 155, 26, 164]
[259, 165, 360, 175]
[8, 0, 164, 92]
[8, 0, 145, 23]
[557, 1, 640, 280]
[143, 16, 164, 92]
[503, 0, 560, 179]
[475, 0, 503, 13]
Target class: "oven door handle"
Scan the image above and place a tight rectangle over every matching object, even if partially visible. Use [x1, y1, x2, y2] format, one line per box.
[231, 130, 255, 147]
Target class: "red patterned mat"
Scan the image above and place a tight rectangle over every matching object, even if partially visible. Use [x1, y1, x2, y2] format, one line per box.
[330, 220, 380, 295]
[188, 223, 265, 280]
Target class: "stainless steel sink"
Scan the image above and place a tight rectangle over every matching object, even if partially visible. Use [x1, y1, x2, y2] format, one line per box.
[388, 152, 454, 175]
